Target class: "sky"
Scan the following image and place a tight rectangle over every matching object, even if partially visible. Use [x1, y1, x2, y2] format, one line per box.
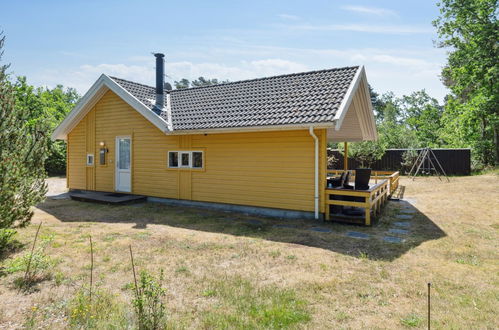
[1, 0, 449, 101]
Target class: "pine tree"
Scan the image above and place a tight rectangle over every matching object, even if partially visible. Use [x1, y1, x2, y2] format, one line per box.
[0, 31, 49, 229]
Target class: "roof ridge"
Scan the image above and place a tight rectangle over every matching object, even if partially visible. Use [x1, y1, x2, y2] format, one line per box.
[110, 65, 360, 93]
[108, 76, 156, 90]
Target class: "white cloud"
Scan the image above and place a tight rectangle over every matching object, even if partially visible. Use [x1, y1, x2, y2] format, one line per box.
[341, 5, 398, 17]
[167, 59, 309, 82]
[288, 23, 432, 34]
[278, 13, 300, 20]
[32, 59, 310, 95]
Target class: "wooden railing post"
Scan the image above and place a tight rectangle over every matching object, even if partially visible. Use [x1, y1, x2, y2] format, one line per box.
[344, 142, 348, 171]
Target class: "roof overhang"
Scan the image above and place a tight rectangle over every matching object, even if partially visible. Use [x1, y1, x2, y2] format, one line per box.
[332, 66, 378, 141]
[51, 74, 170, 140]
[170, 122, 335, 135]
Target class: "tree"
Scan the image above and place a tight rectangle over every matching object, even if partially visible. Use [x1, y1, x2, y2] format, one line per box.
[174, 76, 229, 89]
[39, 84, 79, 175]
[0, 32, 49, 231]
[433, 0, 499, 166]
[174, 78, 190, 89]
[400, 90, 444, 147]
[348, 141, 386, 168]
[373, 91, 419, 149]
[11, 77, 79, 175]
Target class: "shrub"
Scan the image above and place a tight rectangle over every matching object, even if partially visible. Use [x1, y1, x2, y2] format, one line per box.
[348, 141, 386, 168]
[130, 269, 167, 330]
[0, 228, 17, 252]
[401, 149, 419, 174]
[45, 140, 67, 176]
[5, 241, 56, 290]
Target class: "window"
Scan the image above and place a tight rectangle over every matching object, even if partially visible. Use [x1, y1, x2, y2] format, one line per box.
[86, 153, 94, 166]
[169, 151, 178, 167]
[192, 152, 203, 168]
[180, 152, 190, 167]
[168, 151, 203, 169]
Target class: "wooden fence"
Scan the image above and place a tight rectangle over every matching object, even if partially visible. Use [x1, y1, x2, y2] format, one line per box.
[328, 148, 471, 175]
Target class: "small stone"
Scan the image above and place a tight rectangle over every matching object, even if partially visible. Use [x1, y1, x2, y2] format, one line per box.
[394, 222, 411, 228]
[389, 228, 409, 235]
[309, 227, 332, 233]
[346, 231, 370, 239]
[400, 209, 416, 214]
[383, 236, 404, 243]
[395, 214, 413, 220]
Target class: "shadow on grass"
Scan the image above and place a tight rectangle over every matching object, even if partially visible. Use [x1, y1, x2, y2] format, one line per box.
[0, 239, 26, 264]
[37, 197, 446, 262]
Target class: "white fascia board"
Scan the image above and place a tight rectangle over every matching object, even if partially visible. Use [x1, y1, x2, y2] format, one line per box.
[360, 69, 378, 140]
[51, 74, 170, 140]
[333, 66, 364, 131]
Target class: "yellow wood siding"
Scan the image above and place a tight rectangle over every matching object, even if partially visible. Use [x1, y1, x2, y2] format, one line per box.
[66, 90, 327, 213]
[67, 119, 86, 189]
[85, 109, 96, 190]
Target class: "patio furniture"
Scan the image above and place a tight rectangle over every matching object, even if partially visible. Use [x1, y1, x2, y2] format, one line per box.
[327, 171, 348, 188]
[354, 168, 371, 190]
[325, 179, 389, 225]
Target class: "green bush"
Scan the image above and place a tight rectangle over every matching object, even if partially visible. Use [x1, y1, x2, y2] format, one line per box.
[5, 249, 55, 275]
[45, 140, 67, 176]
[130, 269, 167, 330]
[0, 228, 17, 252]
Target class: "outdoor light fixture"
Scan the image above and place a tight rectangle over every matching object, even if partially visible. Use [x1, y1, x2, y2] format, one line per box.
[99, 142, 108, 165]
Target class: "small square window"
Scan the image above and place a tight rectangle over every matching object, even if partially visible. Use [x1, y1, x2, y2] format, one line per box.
[180, 152, 190, 167]
[168, 151, 178, 167]
[192, 152, 203, 168]
[86, 154, 94, 166]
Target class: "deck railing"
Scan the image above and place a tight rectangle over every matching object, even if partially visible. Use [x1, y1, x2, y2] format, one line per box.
[324, 169, 399, 225]
[326, 170, 400, 195]
[325, 179, 389, 225]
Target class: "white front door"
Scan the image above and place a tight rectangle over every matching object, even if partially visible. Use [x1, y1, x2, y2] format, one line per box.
[115, 136, 131, 192]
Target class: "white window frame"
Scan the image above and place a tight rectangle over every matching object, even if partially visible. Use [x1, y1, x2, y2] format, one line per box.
[168, 151, 204, 169]
[86, 153, 94, 166]
[179, 151, 191, 168]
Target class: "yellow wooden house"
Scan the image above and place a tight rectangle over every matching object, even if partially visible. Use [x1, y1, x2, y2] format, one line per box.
[52, 54, 377, 220]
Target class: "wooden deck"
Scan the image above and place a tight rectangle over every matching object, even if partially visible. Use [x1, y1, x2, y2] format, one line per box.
[324, 170, 399, 225]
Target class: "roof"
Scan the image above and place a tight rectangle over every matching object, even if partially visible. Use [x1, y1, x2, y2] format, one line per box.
[109, 66, 359, 131]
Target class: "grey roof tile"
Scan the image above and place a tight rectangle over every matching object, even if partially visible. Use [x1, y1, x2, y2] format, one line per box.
[110, 66, 359, 131]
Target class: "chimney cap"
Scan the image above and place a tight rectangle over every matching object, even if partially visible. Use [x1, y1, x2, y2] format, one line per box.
[154, 53, 165, 58]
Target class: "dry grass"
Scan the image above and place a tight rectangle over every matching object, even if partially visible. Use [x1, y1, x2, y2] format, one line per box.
[0, 174, 498, 329]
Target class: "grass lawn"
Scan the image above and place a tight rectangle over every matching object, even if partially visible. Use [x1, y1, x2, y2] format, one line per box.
[0, 174, 498, 329]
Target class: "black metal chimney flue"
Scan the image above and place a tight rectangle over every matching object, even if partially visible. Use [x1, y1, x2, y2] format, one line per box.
[154, 53, 165, 112]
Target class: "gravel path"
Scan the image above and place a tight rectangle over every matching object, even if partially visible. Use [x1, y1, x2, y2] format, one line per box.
[45, 176, 68, 198]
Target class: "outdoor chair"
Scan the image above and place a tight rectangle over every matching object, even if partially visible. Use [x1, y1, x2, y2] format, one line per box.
[328, 171, 348, 188]
[354, 168, 371, 190]
[328, 171, 349, 214]
[341, 169, 371, 216]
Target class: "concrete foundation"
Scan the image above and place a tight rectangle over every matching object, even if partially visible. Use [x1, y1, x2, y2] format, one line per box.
[147, 196, 321, 220]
